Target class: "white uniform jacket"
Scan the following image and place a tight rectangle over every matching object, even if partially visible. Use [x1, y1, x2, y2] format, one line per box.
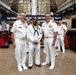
[11, 20, 28, 40]
[57, 24, 67, 35]
[27, 24, 42, 43]
[42, 20, 58, 38]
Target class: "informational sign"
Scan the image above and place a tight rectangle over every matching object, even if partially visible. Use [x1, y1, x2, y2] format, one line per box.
[7, 17, 16, 20]
[54, 14, 62, 21]
[6, 15, 62, 21]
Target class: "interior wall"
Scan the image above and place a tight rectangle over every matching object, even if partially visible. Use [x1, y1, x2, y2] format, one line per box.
[62, 18, 71, 28]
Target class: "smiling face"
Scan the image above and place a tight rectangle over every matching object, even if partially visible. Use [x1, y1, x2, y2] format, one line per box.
[20, 12, 26, 23]
[32, 17, 38, 26]
[58, 21, 62, 26]
[21, 13, 26, 20]
[45, 13, 51, 23]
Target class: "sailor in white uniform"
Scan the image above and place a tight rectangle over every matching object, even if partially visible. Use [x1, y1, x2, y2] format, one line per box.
[11, 12, 28, 72]
[42, 13, 58, 70]
[26, 19, 31, 53]
[27, 17, 42, 69]
[57, 20, 67, 53]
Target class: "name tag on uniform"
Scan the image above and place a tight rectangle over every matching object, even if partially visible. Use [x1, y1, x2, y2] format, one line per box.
[43, 26, 45, 27]
[18, 27, 22, 28]
[61, 27, 64, 29]
[49, 25, 52, 28]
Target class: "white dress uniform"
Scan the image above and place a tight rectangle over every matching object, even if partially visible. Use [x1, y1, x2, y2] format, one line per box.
[27, 24, 42, 67]
[11, 20, 27, 68]
[42, 20, 58, 69]
[57, 24, 67, 53]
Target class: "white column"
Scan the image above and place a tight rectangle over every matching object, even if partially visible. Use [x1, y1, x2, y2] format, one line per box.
[31, 0, 37, 15]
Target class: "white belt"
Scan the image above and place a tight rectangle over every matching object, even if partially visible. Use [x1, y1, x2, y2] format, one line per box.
[58, 34, 63, 35]
[16, 38, 26, 41]
[20, 38, 26, 40]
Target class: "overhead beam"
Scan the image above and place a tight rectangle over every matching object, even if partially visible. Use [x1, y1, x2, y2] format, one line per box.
[0, 0, 11, 10]
[0, 0, 17, 15]
[57, 0, 76, 13]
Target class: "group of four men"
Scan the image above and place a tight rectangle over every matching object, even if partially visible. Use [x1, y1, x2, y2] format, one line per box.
[11, 12, 67, 72]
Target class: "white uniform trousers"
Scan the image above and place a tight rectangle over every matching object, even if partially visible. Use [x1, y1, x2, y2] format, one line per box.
[44, 38, 55, 66]
[26, 40, 29, 53]
[57, 35, 65, 53]
[15, 39, 27, 67]
[28, 42, 40, 66]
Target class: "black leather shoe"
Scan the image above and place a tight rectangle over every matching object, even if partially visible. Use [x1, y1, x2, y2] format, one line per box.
[26, 52, 29, 54]
[28, 66, 32, 69]
[35, 64, 41, 67]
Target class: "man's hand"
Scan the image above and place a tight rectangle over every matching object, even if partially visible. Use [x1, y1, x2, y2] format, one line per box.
[13, 42, 16, 47]
[33, 40, 38, 45]
[63, 34, 65, 37]
[52, 41, 55, 46]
